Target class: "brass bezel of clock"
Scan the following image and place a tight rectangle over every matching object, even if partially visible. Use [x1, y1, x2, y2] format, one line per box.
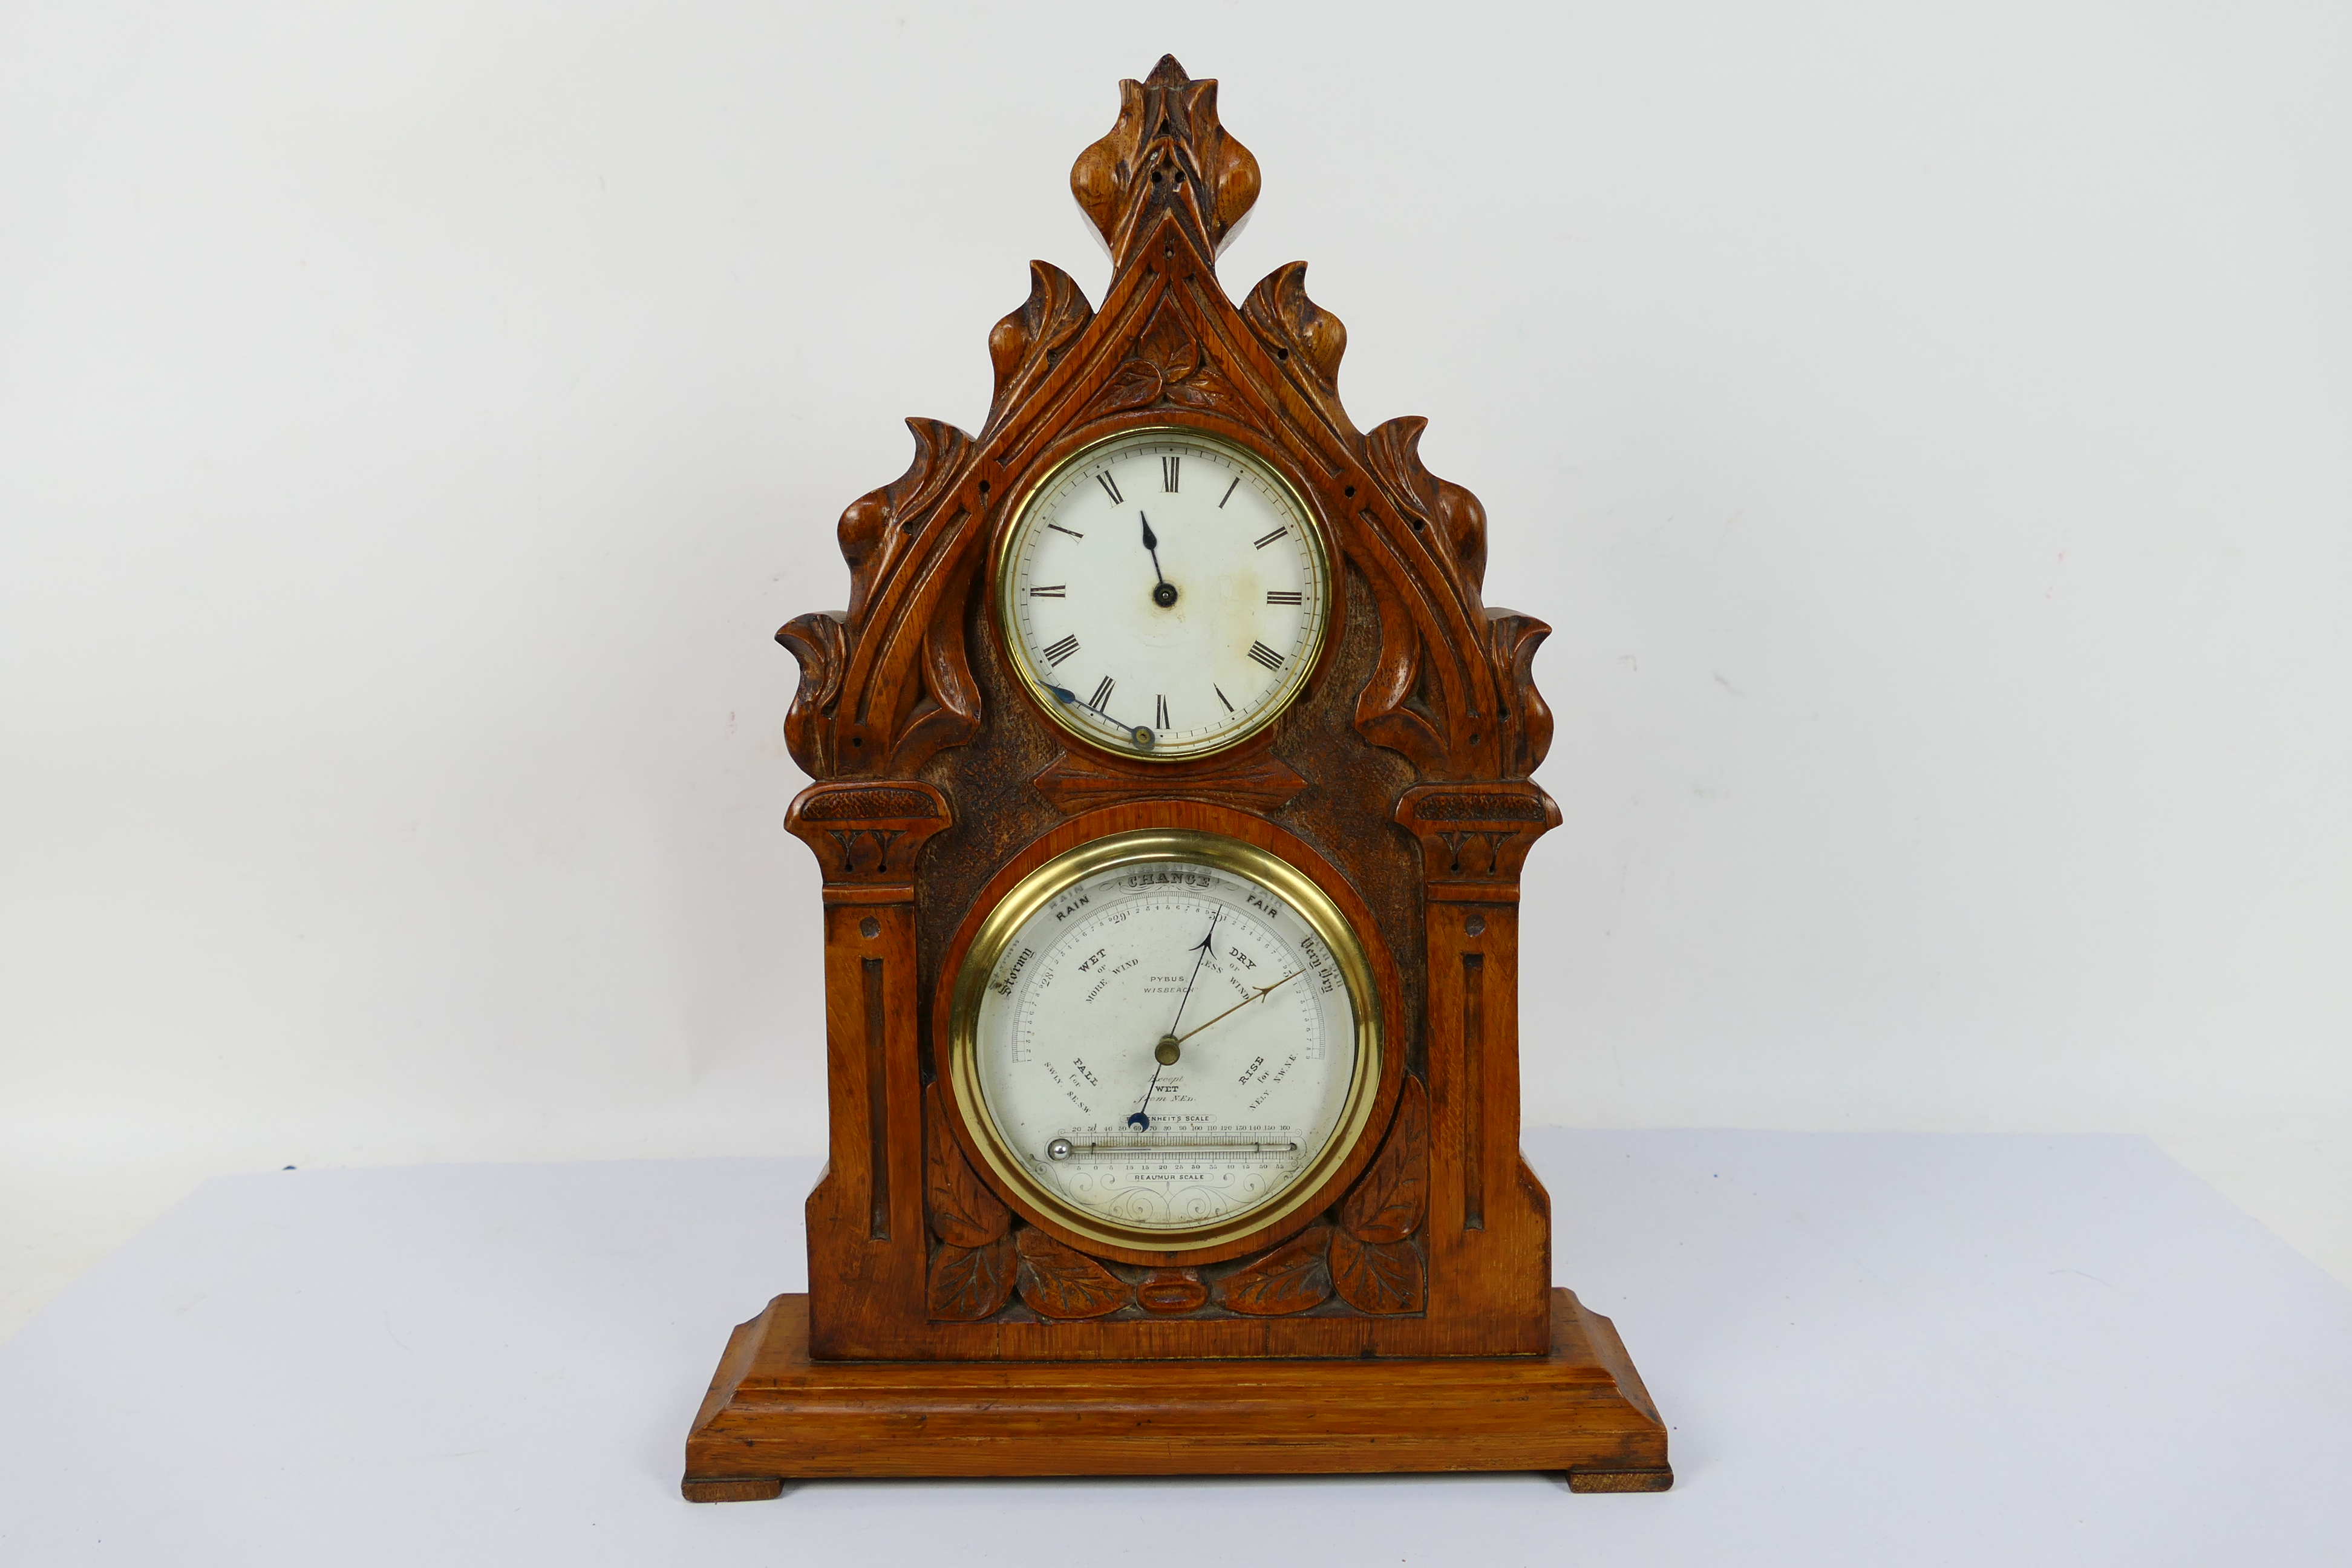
[991, 422, 1334, 763]
[945, 826, 1382, 1261]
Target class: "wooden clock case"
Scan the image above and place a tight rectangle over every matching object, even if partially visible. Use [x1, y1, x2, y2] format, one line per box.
[683, 57, 1669, 1497]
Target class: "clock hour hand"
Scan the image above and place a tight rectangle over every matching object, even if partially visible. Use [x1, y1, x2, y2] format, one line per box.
[1138, 512, 1178, 608]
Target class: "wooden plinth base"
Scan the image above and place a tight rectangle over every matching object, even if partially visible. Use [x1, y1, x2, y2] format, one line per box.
[682, 1288, 1669, 1498]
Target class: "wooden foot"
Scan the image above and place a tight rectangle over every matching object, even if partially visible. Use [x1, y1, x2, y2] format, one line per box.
[679, 1476, 786, 1503]
[1567, 1468, 1675, 1493]
[682, 1288, 1669, 1494]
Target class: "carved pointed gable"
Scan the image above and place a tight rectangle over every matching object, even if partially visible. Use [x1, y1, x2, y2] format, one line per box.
[778, 56, 1550, 792]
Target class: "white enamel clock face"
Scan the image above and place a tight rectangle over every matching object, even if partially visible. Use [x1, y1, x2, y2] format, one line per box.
[952, 832, 1378, 1247]
[999, 429, 1330, 760]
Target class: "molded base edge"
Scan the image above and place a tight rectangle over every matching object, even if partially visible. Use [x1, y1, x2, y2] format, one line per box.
[682, 1287, 1669, 1496]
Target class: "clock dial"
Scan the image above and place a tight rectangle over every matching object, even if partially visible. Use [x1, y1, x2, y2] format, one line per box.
[950, 830, 1380, 1252]
[999, 429, 1330, 760]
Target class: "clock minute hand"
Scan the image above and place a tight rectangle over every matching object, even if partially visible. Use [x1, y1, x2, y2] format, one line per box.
[1171, 970, 1305, 1047]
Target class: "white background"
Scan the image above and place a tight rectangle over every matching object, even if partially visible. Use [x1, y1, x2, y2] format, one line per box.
[11, 1138, 2351, 1564]
[3, 1, 2347, 1338]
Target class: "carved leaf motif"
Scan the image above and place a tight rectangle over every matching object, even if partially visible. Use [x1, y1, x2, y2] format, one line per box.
[1014, 1227, 1132, 1319]
[1084, 357, 1163, 419]
[1486, 609, 1555, 777]
[1134, 298, 1199, 381]
[789, 413, 985, 787]
[1070, 77, 1147, 247]
[1070, 56, 1259, 267]
[1364, 416, 1437, 517]
[1217, 1224, 1333, 1316]
[1436, 474, 1489, 596]
[893, 566, 982, 766]
[1242, 261, 1348, 394]
[927, 1234, 1015, 1321]
[1365, 416, 1491, 604]
[1329, 1228, 1426, 1315]
[775, 611, 846, 779]
[1162, 361, 1240, 413]
[1083, 294, 1237, 422]
[1355, 612, 1448, 774]
[985, 261, 1093, 433]
[838, 417, 973, 631]
[1341, 1076, 1429, 1244]
[924, 1083, 1009, 1248]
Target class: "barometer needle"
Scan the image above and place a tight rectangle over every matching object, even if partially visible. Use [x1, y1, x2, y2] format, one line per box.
[1171, 970, 1305, 1046]
[1132, 910, 1221, 1131]
[1126, 1062, 1163, 1131]
[1168, 909, 1219, 1036]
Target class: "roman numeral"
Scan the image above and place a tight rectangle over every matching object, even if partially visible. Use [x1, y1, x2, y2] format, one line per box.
[1088, 676, 1116, 711]
[1253, 526, 1287, 549]
[1048, 523, 1085, 540]
[1247, 641, 1285, 671]
[1219, 477, 1240, 509]
[1215, 684, 1234, 713]
[1029, 584, 1067, 598]
[1154, 693, 1170, 728]
[1042, 635, 1079, 666]
[1161, 455, 1180, 492]
[1265, 590, 1302, 605]
[1095, 472, 1122, 506]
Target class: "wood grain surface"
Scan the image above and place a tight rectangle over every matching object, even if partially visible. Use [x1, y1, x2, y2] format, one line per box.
[687, 52, 1665, 1493]
[684, 1290, 1670, 1492]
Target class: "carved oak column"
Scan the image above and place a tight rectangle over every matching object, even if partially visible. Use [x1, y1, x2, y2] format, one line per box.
[783, 779, 952, 1357]
[1393, 779, 1563, 1353]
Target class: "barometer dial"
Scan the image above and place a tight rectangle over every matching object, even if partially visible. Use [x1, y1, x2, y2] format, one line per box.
[998, 428, 1331, 760]
[948, 829, 1380, 1253]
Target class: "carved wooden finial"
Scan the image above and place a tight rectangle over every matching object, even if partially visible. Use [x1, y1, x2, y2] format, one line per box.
[1070, 54, 1260, 267]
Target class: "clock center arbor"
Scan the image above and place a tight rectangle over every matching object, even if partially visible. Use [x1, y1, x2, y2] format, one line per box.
[684, 56, 1668, 1495]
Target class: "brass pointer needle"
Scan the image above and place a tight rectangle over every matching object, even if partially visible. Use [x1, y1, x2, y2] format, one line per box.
[1171, 970, 1305, 1047]
[1126, 969, 1302, 1131]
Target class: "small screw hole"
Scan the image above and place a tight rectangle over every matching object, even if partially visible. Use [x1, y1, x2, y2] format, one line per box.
[1465, 913, 1486, 937]
[978, 480, 990, 494]
[1151, 169, 1162, 185]
[1410, 516, 1426, 531]
[1275, 347, 1289, 361]
[859, 917, 880, 939]
[1344, 485, 1355, 497]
